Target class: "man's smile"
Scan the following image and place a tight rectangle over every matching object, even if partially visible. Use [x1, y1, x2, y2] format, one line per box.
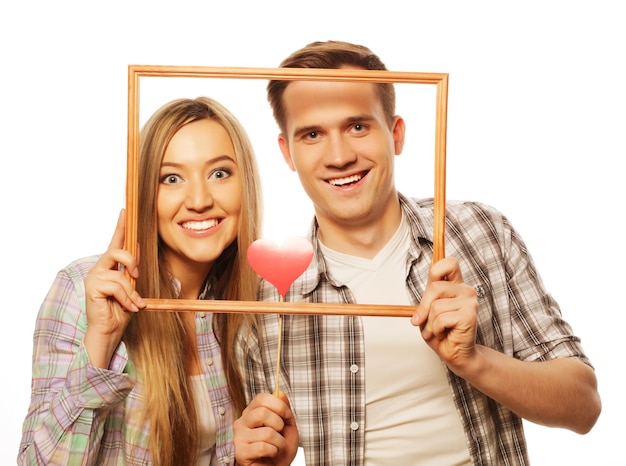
[327, 171, 367, 187]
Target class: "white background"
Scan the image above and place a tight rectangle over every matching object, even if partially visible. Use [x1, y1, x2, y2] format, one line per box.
[2, 1, 624, 464]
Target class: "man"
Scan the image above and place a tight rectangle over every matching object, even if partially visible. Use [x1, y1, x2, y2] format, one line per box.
[233, 40, 600, 466]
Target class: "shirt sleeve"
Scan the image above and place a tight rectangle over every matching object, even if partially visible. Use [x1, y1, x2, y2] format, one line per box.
[18, 259, 135, 465]
[499, 212, 592, 365]
[234, 315, 274, 404]
[454, 202, 592, 366]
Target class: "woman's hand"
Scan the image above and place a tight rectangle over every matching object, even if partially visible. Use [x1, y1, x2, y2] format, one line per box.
[83, 210, 145, 368]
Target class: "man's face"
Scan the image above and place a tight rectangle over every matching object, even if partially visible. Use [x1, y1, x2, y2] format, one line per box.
[278, 78, 405, 234]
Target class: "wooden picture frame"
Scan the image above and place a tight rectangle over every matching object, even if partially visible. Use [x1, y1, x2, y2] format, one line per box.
[125, 65, 448, 317]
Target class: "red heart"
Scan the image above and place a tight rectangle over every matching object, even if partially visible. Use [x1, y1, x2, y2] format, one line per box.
[247, 237, 314, 297]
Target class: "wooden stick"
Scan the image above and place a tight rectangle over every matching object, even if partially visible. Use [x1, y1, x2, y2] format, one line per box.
[142, 298, 416, 317]
[126, 65, 448, 314]
[128, 65, 446, 84]
[124, 66, 140, 288]
[273, 298, 284, 396]
[433, 75, 448, 263]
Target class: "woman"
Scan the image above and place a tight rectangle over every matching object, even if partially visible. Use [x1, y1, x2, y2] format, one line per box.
[18, 97, 263, 465]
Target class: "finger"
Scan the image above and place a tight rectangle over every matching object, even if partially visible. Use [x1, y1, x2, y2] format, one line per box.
[266, 392, 294, 424]
[249, 393, 289, 413]
[427, 300, 465, 338]
[93, 248, 139, 278]
[412, 280, 458, 327]
[429, 257, 464, 284]
[247, 406, 287, 432]
[411, 307, 427, 327]
[89, 270, 144, 312]
[426, 290, 478, 337]
[108, 209, 127, 251]
[235, 437, 279, 463]
[234, 417, 285, 463]
[273, 389, 293, 412]
[108, 210, 140, 278]
[246, 426, 285, 450]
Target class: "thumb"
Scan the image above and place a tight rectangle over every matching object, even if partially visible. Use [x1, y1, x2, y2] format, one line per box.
[411, 306, 426, 326]
[274, 389, 290, 406]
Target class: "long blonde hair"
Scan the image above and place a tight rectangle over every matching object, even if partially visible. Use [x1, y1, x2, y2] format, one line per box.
[124, 97, 262, 466]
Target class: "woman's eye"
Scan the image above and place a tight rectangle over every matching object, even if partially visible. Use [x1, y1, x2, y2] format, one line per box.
[160, 174, 182, 185]
[210, 168, 232, 180]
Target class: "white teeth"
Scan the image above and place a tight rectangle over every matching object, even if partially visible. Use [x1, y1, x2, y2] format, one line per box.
[329, 174, 362, 186]
[182, 219, 218, 230]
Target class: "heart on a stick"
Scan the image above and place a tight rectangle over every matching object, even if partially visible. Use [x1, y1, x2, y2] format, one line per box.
[247, 237, 314, 298]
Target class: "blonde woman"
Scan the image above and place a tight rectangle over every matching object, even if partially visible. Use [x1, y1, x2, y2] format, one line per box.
[19, 97, 271, 465]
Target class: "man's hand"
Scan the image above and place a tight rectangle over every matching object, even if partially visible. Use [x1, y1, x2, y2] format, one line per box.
[411, 256, 479, 373]
[234, 392, 298, 466]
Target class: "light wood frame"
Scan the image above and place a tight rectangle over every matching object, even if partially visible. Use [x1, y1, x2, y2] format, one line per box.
[126, 65, 448, 317]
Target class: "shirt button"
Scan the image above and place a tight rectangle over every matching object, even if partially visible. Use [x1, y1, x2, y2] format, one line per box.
[198, 312, 206, 318]
[350, 364, 359, 374]
[222, 456, 230, 464]
[350, 421, 359, 431]
[218, 406, 226, 416]
[206, 358, 214, 366]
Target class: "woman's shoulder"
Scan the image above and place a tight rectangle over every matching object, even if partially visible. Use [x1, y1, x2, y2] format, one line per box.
[59, 254, 101, 280]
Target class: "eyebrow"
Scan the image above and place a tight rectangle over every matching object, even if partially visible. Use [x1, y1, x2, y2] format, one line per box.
[160, 154, 236, 169]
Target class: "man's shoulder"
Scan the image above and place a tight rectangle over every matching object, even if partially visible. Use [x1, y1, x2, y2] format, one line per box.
[404, 196, 505, 221]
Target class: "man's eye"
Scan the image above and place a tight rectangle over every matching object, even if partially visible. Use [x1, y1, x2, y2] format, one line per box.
[305, 131, 318, 139]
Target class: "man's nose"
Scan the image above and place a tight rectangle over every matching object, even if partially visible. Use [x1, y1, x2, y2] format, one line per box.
[324, 134, 357, 168]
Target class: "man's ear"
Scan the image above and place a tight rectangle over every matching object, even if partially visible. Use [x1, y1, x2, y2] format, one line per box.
[392, 116, 406, 155]
[278, 134, 296, 171]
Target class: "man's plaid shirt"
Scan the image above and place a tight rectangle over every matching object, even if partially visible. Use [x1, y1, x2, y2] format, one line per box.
[237, 194, 592, 466]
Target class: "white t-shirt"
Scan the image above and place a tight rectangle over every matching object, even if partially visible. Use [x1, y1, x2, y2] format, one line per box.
[320, 215, 471, 465]
[190, 375, 217, 465]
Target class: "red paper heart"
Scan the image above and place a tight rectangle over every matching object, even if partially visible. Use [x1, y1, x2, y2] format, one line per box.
[247, 237, 314, 297]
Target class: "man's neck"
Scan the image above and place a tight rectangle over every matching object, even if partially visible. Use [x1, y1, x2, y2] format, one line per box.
[317, 204, 403, 260]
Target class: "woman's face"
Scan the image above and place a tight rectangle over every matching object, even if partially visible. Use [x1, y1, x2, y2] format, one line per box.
[157, 118, 242, 284]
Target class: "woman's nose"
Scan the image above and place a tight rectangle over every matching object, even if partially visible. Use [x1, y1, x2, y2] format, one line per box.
[185, 180, 213, 211]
